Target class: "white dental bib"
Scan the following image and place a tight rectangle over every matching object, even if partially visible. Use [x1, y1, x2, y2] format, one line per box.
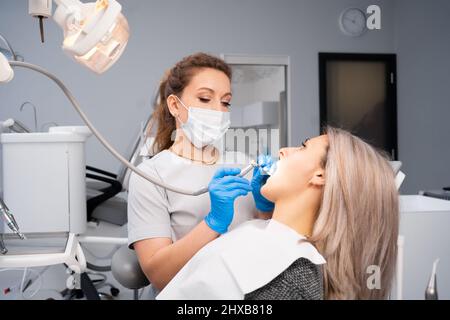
[156, 219, 326, 300]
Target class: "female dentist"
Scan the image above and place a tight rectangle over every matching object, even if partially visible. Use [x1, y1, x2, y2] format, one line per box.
[127, 52, 274, 292]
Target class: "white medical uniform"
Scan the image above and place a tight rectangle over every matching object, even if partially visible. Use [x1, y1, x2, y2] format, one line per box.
[127, 150, 256, 247]
[156, 219, 326, 300]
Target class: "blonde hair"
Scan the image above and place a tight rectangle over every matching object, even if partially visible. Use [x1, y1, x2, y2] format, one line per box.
[310, 127, 399, 299]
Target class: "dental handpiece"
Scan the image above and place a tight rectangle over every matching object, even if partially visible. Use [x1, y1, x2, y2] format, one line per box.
[238, 160, 259, 177]
[0, 198, 26, 240]
[0, 236, 7, 255]
[193, 159, 277, 196]
[238, 159, 278, 177]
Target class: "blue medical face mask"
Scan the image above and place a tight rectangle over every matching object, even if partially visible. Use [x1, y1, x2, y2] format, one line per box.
[172, 95, 231, 148]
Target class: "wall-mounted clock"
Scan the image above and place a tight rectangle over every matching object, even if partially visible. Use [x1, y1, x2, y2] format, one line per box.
[339, 8, 367, 37]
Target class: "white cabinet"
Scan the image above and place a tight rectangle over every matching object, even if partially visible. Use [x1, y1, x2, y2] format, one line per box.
[230, 101, 279, 128]
[397, 195, 450, 299]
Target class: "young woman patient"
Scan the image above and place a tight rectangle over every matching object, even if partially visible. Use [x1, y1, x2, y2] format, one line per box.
[156, 127, 399, 300]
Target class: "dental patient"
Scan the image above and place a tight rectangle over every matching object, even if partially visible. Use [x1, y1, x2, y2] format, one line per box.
[156, 127, 399, 300]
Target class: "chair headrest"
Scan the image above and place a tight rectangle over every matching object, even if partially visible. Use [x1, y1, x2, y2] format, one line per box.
[389, 161, 402, 175]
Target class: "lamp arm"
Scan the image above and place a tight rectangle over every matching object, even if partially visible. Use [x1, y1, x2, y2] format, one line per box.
[0, 34, 17, 61]
[8, 61, 208, 196]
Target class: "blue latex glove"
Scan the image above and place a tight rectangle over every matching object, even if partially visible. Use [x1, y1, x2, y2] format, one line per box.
[251, 155, 275, 213]
[205, 167, 253, 234]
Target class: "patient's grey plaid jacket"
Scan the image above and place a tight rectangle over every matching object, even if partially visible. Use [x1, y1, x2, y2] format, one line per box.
[244, 257, 323, 300]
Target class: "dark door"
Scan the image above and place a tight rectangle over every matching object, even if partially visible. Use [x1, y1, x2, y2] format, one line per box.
[319, 53, 397, 159]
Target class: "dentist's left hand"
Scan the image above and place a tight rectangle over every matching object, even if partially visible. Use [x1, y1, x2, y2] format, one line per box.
[205, 168, 253, 234]
[251, 155, 275, 213]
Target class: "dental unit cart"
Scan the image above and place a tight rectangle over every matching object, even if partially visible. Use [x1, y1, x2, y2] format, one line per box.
[0, 126, 91, 270]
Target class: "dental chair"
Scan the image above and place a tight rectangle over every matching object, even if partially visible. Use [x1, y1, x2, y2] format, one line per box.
[85, 123, 149, 225]
[111, 245, 150, 298]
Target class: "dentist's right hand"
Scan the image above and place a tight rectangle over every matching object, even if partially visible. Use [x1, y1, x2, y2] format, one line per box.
[205, 167, 252, 234]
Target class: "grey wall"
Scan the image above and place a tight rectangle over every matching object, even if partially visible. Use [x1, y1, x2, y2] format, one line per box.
[394, 0, 450, 193]
[2, 0, 446, 195]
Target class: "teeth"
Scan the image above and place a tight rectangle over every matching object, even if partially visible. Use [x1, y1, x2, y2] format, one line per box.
[261, 160, 278, 176]
[268, 161, 278, 175]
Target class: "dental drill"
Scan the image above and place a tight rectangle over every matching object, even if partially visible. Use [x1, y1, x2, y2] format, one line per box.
[192, 159, 278, 195]
[238, 159, 278, 178]
[237, 160, 259, 178]
[0, 197, 26, 240]
[2, 118, 31, 133]
[0, 234, 7, 255]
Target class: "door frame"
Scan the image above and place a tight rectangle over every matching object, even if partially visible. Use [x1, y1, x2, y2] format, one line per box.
[318, 52, 398, 159]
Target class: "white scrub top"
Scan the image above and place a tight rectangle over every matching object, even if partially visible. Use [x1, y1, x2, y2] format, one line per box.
[156, 219, 326, 300]
[127, 150, 256, 247]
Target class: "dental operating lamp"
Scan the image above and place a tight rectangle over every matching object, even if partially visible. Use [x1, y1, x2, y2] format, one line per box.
[28, 0, 130, 74]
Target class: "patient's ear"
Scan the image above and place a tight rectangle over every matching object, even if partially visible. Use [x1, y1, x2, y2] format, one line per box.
[309, 169, 325, 187]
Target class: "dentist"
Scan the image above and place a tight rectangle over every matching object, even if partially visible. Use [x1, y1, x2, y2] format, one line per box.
[127, 53, 274, 293]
